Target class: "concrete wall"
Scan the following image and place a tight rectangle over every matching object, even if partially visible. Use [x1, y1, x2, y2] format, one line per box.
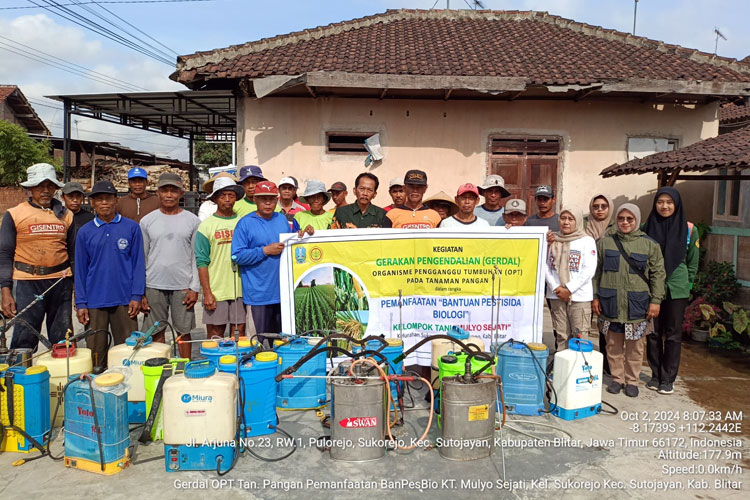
[238, 97, 718, 223]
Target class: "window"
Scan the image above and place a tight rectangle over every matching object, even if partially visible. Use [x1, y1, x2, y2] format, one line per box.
[627, 137, 677, 161]
[326, 132, 375, 155]
[714, 168, 742, 220]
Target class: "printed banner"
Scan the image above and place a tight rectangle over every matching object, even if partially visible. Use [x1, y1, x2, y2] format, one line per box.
[280, 228, 547, 365]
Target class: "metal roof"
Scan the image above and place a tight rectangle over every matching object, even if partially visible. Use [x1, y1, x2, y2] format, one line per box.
[46, 90, 236, 140]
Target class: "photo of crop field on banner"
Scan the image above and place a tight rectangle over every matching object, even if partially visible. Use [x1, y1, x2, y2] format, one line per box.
[280, 228, 548, 365]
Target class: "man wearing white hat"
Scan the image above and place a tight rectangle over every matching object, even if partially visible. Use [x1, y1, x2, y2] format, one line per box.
[195, 177, 248, 339]
[475, 174, 511, 226]
[0, 163, 74, 349]
[277, 177, 306, 230]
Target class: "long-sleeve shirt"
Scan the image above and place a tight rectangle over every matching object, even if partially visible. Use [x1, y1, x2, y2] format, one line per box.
[116, 193, 159, 223]
[140, 209, 201, 292]
[593, 230, 666, 323]
[0, 199, 74, 288]
[231, 212, 299, 306]
[74, 213, 145, 309]
[545, 235, 598, 302]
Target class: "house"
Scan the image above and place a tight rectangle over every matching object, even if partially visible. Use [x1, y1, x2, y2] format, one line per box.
[0, 85, 50, 135]
[167, 9, 748, 217]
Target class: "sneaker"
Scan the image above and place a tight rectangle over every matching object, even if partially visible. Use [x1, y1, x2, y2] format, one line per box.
[658, 383, 674, 395]
[624, 385, 639, 398]
[606, 381, 622, 394]
[646, 378, 660, 391]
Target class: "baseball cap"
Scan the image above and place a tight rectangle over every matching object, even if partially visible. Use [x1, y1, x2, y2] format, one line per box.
[279, 177, 297, 188]
[404, 169, 427, 186]
[62, 181, 85, 195]
[238, 165, 266, 183]
[253, 180, 279, 197]
[389, 177, 404, 189]
[535, 185, 554, 198]
[328, 181, 347, 192]
[157, 172, 184, 189]
[88, 180, 118, 197]
[505, 198, 527, 215]
[456, 183, 480, 197]
[127, 167, 147, 180]
[478, 175, 511, 197]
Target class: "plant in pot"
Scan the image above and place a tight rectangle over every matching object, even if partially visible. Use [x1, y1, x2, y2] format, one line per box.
[683, 297, 720, 342]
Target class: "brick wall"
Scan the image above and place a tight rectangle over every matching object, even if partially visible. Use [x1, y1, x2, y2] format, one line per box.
[0, 187, 27, 217]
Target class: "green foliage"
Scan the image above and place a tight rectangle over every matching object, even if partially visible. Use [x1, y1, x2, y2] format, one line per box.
[193, 139, 232, 172]
[294, 284, 335, 333]
[694, 222, 711, 268]
[0, 120, 56, 186]
[690, 261, 739, 305]
[334, 268, 368, 311]
[722, 302, 750, 337]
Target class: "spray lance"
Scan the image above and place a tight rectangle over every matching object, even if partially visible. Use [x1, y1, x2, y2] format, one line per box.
[0, 272, 69, 352]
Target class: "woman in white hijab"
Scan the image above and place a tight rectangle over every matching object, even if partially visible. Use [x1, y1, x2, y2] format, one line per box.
[545, 206, 598, 350]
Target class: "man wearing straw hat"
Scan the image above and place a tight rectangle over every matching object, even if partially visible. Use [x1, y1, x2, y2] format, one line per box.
[198, 171, 237, 221]
[0, 163, 74, 349]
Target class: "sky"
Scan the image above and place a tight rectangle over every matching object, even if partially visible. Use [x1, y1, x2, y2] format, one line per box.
[1, 0, 748, 161]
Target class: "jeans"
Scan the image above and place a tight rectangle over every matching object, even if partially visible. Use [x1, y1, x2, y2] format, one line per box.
[10, 277, 73, 350]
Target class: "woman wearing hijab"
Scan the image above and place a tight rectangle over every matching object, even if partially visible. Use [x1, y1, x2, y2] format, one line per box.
[545, 206, 597, 350]
[643, 187, 699, 395]
[586, 194, 613, 240]
[585, 193, 614, 374]
[593, 204, 666, 398]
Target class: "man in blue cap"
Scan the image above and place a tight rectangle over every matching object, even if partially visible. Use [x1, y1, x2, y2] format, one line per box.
[234, 165, 281, 218]
[116, 167, 159, 223]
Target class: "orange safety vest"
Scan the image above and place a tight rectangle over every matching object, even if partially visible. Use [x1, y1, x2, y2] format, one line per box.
[7, 202, 72, 281]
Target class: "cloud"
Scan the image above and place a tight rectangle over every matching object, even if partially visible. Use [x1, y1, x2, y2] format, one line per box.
[0, 13, 187, 159]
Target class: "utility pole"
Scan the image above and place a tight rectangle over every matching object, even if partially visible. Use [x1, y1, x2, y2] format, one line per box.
[633, 0, 639, 35]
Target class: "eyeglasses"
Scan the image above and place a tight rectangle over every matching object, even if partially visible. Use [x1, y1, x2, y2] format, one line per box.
[592, 204, 608, 210]
[617, 216, 636, 223]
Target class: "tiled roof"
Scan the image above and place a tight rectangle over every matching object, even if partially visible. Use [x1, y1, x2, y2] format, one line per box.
[0, 85, 50, 135]
[173, 9, 750, 88]
[0, 85, 18, 103]
[720, 101, 750, 125]
[600, 126, 750, 177]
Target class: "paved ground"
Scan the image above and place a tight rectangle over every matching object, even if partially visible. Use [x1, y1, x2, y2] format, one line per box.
[1, 305, 747, 500]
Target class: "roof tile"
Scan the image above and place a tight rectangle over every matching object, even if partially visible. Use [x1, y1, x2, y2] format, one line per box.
[172, 10, 750, 87]
[600, 126, 750, 177]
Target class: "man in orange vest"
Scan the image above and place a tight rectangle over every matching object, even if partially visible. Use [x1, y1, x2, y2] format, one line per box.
[0, 163, 74, 349]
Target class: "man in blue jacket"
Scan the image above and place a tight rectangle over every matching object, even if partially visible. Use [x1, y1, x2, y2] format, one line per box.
[75, 180, 145, 371]
[232, 181, 312, 342]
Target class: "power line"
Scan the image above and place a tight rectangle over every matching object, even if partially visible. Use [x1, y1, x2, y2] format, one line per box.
[0, 1, 215, 9]
[0, 35, 149, 91]
[35, 0, 175, 64]
[0, 43, 149, 91]
[91, 1, 179, 56]
[69, 0, 176, 60]
[26, 0, 174, 65]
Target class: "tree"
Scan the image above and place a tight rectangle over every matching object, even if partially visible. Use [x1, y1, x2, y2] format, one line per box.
[193, 139, 232, 173]
[0, 120, 57, 186]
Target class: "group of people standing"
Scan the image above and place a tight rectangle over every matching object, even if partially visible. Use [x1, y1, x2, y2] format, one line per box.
[545, 189, 698, 398]
[1, 162, 697, 398]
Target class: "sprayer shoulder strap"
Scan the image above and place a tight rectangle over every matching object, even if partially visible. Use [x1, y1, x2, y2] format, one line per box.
[139, 369, 172, 444]
[611, 234, 650, 288]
